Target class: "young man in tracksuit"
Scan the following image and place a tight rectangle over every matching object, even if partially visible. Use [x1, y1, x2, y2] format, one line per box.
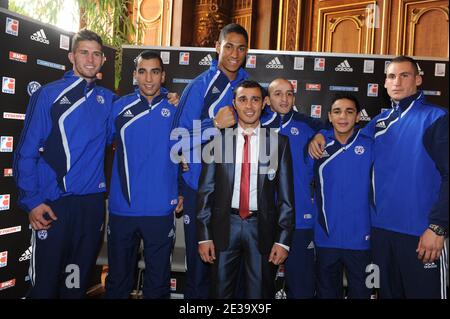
[309, 56, 448, 299]
[171, 23, 249, 298]
[13, 30, 115, 298]
[364, 56, 448, 299]
[105, 51, 183, 299]
[313, 94, 373, 299]
[261, 78, 324, 298]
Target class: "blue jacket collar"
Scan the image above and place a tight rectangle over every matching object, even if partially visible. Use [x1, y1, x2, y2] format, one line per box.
[134, 86, 168, 106]
[391, 91, 423, 112]
[209, 59, 249, 84]
[261, 107, 295, 128]
[64, 70, 96, 90]
[324, 125, 365, 146]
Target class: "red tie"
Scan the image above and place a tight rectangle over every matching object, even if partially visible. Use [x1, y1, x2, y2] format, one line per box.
[239, 134, 250, 219]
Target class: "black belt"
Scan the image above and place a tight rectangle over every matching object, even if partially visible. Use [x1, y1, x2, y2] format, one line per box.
[231, 208, 258, 218]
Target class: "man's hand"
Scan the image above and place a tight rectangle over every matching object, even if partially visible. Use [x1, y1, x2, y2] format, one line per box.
[29, 203, 57, 230]
[167, 92, 180, 106]
[308, 133, 326, 159]
[198, 241, 216, 264]
[416, 228, 445, 263]
[181, 156, 189, 172]
[214, 106, 236, 129]
[268, 244, 288, 265]
[174, 196, 184, 214]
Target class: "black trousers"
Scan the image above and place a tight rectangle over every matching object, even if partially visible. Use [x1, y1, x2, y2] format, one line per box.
[211, 213, 277, 299]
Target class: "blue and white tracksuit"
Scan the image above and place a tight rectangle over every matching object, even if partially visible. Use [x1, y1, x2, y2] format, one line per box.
[314, 128, 373, 299]
[171, 59, 248, 298]
[105, 88, 178, 299]
[13, 70, 115, 298]
[261, 108, 320, 298]
[364, 91, 448, 299]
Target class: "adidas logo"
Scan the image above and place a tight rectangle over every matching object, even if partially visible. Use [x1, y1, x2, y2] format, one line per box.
[123, 109, 134, 118]
[168, 228, 175, 238]
[306, 241, 315, 249]
[19, 246, 32, 262]
[59, 96, 71, 105]
[199, 54, 213, 66]
[360, 109, 371, 121]
[211, 86, 220, 94]
[266, 57, 284, 69]
[335, 59, 353, 72]
[376, 121, 386, 128]
[30, 29, 49, 44]
[321, 150, 330, 158]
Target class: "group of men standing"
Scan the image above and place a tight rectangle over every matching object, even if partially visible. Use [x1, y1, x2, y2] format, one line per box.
[13, 23, 448, 299]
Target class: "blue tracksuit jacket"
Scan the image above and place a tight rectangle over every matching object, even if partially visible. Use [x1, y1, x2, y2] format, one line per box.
[14, 70, 115, 212]
[261, 108, 321, 229]
[108, 88, 178, 216]
[364, 91, 448, 236]
[314, 128, 373, 250]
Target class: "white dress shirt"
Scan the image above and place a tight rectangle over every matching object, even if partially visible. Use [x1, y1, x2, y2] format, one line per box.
[231, 125, 259, 211]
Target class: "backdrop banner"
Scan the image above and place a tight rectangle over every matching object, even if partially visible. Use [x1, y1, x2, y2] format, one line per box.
[120, 45, 448, 121]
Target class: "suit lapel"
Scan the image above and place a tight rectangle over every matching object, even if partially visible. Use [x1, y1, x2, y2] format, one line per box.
[257, 127, 268, 207]
[224, 128, 236, 196]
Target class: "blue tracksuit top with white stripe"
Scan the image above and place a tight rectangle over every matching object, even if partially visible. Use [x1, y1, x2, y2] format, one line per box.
[14, 71, 115, 212]
[261, 108, 320, 229]
[171, 59, 248, 190]
[314, 128, 373, 250]
[108, 88, 178, 217]
[363, 91, 449, 236]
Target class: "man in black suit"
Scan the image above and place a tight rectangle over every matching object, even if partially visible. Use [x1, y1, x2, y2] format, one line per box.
[196, 80, 295, 298]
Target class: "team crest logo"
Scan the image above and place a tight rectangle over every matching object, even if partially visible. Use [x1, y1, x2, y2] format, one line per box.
[290, 127, 299, 136]
[161, 108, 171, 117]
[27, 81, 41, 96]
[96, 95, 105, 104]
[354, 145, 365, 155]
[37, 230, 48, 240]
[183, 215, 190, 225]
[267, 168, 276, 181]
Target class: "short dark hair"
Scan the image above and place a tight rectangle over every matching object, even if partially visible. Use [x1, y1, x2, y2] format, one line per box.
[134, 50, 164, 71]
[233, 80, 265, 99]
[71, 29, 103, 52]
[329, 93, 361, 112]
[218, 23, 249, 44]
[389, 55, 419, 75]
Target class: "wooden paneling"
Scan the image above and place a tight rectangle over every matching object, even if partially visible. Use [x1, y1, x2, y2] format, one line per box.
[277, 0, 303, 51]
[192, 0, 232, 47]
[314, 1, 382, 54]
[399, 0, 449, 57]
[231, 0, 255, 47]
[254, 0, 279, 49]
[171, 0, 195, 46]
[133, 0, 173, 46]
[132, 0, 449, 58]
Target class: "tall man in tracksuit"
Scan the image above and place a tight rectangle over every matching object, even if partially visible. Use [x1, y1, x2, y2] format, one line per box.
[261, 78, 324, 298]
[365, 56, 448, 299]
[313, 93, 373, 299]
[13, 30, 115, 298]
[309, 56, 448, 299]
[171, 23, 249, 298]
[105, 50, 183, 299]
